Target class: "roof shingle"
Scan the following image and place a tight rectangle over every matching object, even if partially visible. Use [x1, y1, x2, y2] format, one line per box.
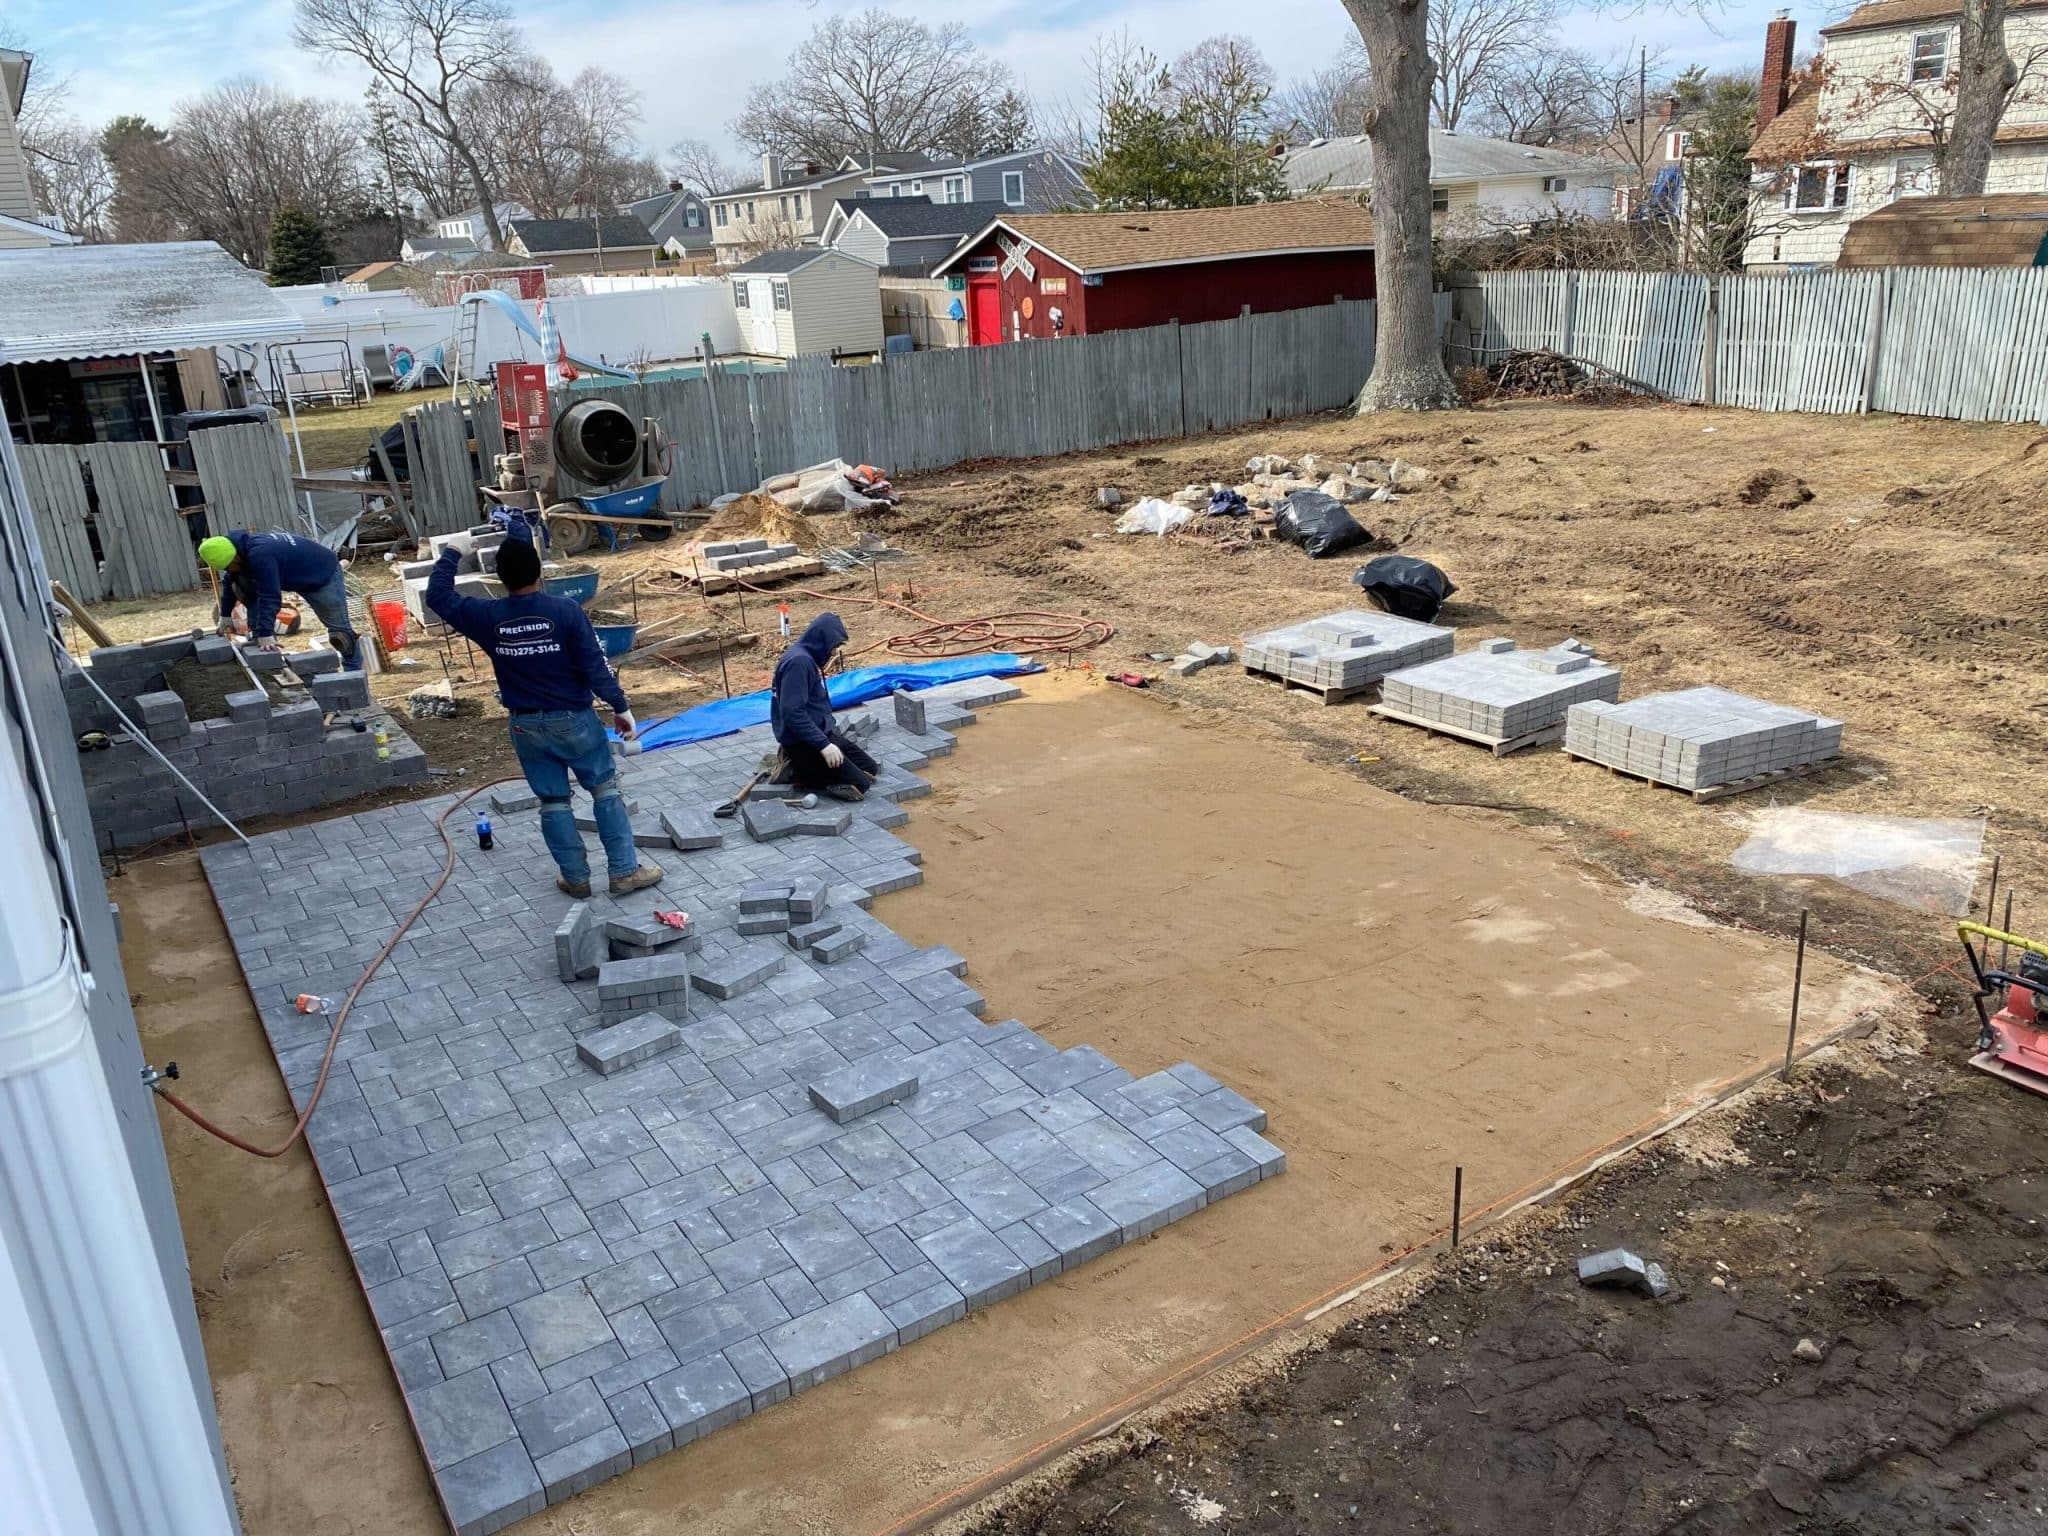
[936, 200, 1375, 277]
[1837, 192, 2048, 267]
[508, 216, 656, 254]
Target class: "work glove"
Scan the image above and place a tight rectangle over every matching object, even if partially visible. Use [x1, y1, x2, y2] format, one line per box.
[216, 620, 237, 639]
[821, 742, 844, 769]
[616, 711, 637, 740]
[255, 637, 282, 652]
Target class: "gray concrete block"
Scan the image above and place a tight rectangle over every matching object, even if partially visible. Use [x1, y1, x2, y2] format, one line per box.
[492, 788, 541, 815]
[812, 930, 867, 965]
[786, 919, 843, 953]
[224, 688, 272, 723]
[893, 690, 927, 734]
[438, 1436, 544, 1536]
[807, 1056, 919, 1124]
[554, 903, 603, 983]
[741, 798, 797, 842]
[193, 635, 237, 666]
[577, 1014, 681, 1077]
[760, 1292, 896, 1390]
[659, 810, 724, 851]
[737, 912, 790, 936]
[690, 947, 783, 1001]
[787, 876, 828, 923]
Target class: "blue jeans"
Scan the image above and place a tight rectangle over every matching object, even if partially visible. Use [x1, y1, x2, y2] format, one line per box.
[298, 570, 359, 665]
[508, 709, 637, 884]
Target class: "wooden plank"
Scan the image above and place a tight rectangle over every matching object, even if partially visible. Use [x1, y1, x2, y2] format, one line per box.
[1368, 702, 1565, 757]
[18, 445, 103, 602]
[83, 441, 193, 598]
[190, 421, 298, 535]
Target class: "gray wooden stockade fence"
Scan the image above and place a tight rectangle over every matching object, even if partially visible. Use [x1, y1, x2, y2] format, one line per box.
[1446, 266, 2048, 424]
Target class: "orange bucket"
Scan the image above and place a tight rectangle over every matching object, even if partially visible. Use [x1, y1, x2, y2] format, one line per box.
[371, 598, 410, 651]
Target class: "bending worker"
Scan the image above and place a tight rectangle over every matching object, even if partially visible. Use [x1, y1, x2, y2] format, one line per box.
[426, 534, 662, 899]
[772, 612, 880, 801]
[199, 529, 359, 665]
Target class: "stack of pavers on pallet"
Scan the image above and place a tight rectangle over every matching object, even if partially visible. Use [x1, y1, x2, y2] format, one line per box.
[1565, 686, 1845, 794]
[197, 684, 1279, 1536]
[1242, 609, 1454, 698]
[698, 538, 802, 573]
[61, 634, 426, 851]
[1376, 638, 1621, 751]
[400, 525, 510, 629]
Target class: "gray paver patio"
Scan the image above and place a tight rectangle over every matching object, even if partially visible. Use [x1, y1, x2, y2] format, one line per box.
[201, 696, 1281, 1536]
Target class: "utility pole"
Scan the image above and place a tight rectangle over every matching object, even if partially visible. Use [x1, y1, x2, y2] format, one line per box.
[1637, 47, 1647, 199]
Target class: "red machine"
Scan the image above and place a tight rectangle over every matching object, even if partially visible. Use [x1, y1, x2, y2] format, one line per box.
[493, 361, 554, 487]
[1959, 920, 2048, 1095]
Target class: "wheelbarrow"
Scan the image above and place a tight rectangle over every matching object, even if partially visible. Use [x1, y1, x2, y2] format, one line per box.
[545, 480, 673, 556]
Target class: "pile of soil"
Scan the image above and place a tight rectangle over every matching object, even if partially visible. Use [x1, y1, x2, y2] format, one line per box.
[1737, 467, 1816, 508]
[587, 608, 635, 626]
[696, 492, 831, 551]
[164, 656, 254, 722]
[541, 560, 597, 580]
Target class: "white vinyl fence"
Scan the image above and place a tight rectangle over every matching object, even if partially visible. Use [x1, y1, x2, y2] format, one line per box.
[1446, 266, 2048, 424]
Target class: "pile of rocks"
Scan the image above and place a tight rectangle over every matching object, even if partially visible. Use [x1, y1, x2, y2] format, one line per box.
[1156, 452, 1431, 517]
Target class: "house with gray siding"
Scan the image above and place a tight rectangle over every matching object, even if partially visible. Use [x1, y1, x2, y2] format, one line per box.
[861, 149, 1090, 213]
[625, 186, 714, 260]
[0, 49, 78, 248]
[822, 197, 1013, 274]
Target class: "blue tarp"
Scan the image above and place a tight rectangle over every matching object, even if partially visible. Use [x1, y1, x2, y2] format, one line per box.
[629, 653, 1043, 751]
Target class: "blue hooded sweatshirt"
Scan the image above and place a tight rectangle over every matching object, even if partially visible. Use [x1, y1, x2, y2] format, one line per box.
[217, 529, 342, 639]
[771, 612, 847, 749]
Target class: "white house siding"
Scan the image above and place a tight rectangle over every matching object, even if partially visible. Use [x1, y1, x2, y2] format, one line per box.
[1476, 173, 1616, 223]
[790, 254, 884, 357]
[1746, 12, 2048, 268]
[832, 217, 892, 268]
[0, 92, 40, 225]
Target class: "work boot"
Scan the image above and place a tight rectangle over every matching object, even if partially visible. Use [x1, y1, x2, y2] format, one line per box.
[823, 783, 866, 803]
[610, 863, 664, 896]
[557, 875, 592, 899]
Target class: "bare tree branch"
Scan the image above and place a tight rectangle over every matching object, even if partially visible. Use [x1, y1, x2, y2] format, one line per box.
[1428, 0, 1558, 131]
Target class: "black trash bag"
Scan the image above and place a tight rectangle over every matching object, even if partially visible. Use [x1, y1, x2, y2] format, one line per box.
[1351, 554, 1457, 622]
[1274, 488, 1370, 559]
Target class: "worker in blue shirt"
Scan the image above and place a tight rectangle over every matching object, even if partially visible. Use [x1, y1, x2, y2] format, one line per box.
[198, 530, 359, 665]
[771, 612, 879, 800]
[426, 534, 662, 898]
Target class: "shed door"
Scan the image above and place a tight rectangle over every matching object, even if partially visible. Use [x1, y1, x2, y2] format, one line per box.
[748, 279, 780, 352]
[968, 278, 1002, 346]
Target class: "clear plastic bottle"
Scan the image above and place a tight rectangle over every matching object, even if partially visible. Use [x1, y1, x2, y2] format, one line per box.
[294, 994, 336, 1015]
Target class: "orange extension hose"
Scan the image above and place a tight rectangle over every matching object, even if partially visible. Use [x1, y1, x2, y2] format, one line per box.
[720, 571, 1116, 659]
[153, 779, 515, 1157]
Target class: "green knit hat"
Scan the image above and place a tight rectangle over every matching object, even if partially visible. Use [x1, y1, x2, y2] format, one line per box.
[198, 536, 236, 570]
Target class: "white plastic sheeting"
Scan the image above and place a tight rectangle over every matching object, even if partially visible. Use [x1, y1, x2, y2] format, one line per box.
[1731, 809, 1988, 915]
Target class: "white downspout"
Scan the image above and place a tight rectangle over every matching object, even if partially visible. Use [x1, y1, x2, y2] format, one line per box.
[0, 398, 241, 1536]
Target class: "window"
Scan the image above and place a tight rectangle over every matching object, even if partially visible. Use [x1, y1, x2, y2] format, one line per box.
[686, 203, 702, 228]
[890, 184, 903, 197]
[944, 176, 964, 204]
[772, 280, 790, 310]
[1541, 176, 1568, 193]
[1910, 30, 1947, 84]
[715, 203, 728, 227]
[1002, 170, 1024, 206]
[746, 200, 757, 219]
[734, 280, 749, 306]
[911, 179, 923, 194]
[779, 194, 790, 216]
[855, 188, 870, 199]
[793, 194, 805, 218]
[1893, 153, 1936, 198]
[1430, 185, 1450, 213]
[1788, 162, 1851, 211]
[1667, 130, 1693, 159]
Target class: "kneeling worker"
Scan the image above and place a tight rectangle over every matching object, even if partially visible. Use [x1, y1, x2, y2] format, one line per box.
[426, 534, 662, 898]
[772, 612, 880, 800]
[199, 528, 359, 665]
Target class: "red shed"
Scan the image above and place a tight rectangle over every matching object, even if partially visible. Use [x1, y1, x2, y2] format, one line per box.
[931, 201, 1376, 345]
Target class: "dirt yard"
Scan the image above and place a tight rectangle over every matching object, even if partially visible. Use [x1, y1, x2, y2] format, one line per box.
[114, 397, 2048, 1534]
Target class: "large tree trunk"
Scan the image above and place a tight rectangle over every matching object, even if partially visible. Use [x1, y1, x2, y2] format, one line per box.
[1343, 0, 1462, 413]
[1946, 0, 2019, 195]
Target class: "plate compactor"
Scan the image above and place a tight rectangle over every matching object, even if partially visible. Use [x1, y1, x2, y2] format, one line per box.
[1958, 920, 2048, 1095]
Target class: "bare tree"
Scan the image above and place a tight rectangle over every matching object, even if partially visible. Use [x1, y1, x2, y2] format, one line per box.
[1479, 51, 1603, 144]
[1342, 0, 1461, 411]
[1172, 36, 1281, 203]
[464, 57, 659, 217]
[1428, 0, 1557, 130]
[23, 116, 113, 239]
[293, 0, 512, 245]
[1275, 45, 1374, 138]
[665, 136, 744, 199]
[731, 8, 1014, 162]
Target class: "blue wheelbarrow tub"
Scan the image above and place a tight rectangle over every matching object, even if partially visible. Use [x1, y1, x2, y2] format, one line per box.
[576, 481, 664, 518]
[543, 569, 600, 605]
[593, 622, 639, 659]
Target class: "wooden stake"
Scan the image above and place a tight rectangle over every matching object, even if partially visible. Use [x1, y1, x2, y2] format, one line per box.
[1781, 908, 1809, 1079]
[51, 580, 115, 648]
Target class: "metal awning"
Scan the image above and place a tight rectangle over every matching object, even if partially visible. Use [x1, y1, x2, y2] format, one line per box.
[0, 240, 303, 366]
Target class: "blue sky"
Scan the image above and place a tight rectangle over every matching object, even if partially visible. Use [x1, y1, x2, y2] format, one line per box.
[14, 0, 1831, 159]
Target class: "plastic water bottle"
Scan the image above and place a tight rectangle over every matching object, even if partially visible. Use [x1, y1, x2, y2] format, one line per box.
[476, 812, 493, 851]
[374, 724, 390, 761]
[294, 994, 336, 1015]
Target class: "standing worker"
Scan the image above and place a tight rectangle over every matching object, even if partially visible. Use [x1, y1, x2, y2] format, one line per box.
[425, 534, 662, 898]
[199, 529, 360, 665]
[772, 612, 880, 801]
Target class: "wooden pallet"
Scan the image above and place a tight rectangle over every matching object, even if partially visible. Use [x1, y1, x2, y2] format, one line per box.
[1565, 751, 1838, 803]
[1244, 663, 1375, 706]
[684, 555, 827, 594]
[1369, 702, 1565, 757]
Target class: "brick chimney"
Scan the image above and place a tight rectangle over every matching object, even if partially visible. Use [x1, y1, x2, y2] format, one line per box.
[1759, 12, 1797, 132]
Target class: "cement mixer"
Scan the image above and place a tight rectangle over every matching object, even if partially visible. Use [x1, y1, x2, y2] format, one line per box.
[482, 361, 676, 555]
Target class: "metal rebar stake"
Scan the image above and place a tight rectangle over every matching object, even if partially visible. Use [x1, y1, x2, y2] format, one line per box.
[1782, 908, 1809, 1079]
[1450, 1165, 1463, 1250]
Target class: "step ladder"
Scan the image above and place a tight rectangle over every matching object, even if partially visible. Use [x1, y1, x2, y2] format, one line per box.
[450, 297, 485, 404]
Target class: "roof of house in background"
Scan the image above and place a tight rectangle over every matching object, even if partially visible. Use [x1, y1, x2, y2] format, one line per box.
[1, 48, 30, 116]
[842, 199, 1016, 240]
[403, 234, 480, 255]
[713, 153, 935, 199]
[0, 241, 303, 365]
[0, 211, 80, 245]
[343, 260, 401, 284]
[624, 189, 711, 248]
[729, 248, 845, 276]
[508, 216, 657, 253]
[1837, 192, 2048, 267]
[934, 201, 1377, 278]
[861, 148, 1082, 183]
[1282, 131, 1619, 192]
[1822, 0, 2048, 33]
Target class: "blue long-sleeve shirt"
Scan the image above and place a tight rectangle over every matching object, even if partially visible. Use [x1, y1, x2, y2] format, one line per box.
[425, 548, 629, 715]
[218, 529, 341, 639]
[771, 613, 848, 749]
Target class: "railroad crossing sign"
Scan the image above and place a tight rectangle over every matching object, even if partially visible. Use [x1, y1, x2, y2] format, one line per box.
[997, 235, 1037, 283]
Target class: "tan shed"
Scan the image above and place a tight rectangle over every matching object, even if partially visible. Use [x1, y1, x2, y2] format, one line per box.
[728, 248, 884, 359]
